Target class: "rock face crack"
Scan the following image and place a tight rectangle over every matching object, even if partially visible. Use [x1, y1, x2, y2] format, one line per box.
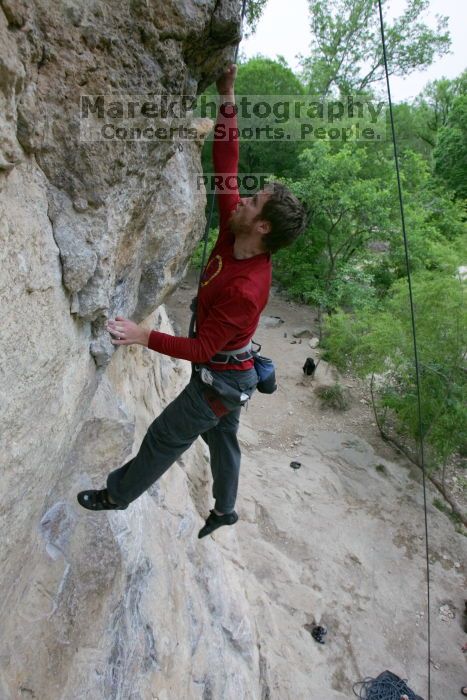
[258, 642, 271, 700]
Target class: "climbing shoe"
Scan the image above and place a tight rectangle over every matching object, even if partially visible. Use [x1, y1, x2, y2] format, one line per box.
[198, 509, 238, 539]
[77, 488, 128, 511]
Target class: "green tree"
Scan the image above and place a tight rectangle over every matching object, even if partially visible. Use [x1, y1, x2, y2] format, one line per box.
[274, 141, 394, 312]
[391, 103, 434, 159]
[301, 0, 450, 95]
[236, 56, 306, 178]
[235, 55, 305, 95]
[244, 0, 269, 35]
[413, 72, 467, 148]
[433, 94, 467, 200]
[322, 271, 467, 467]
[272, 141, 465, 308]
[201, 56, 306, 180]
[382, 150, 466, 280]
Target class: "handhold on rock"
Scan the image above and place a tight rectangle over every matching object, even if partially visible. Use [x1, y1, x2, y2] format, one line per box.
[290, 461, 301, 470]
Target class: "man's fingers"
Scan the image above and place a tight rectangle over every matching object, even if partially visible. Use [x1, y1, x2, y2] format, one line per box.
[106, 323, 125, 334]
[107, 317, 134, 345]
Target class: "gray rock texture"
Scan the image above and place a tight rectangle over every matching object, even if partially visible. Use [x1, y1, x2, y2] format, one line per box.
[0, 2, 266, 698]
[0, 0, 241, 359]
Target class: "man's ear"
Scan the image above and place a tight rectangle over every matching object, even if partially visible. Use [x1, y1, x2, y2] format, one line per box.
[259, 232, 269, 253]
[257, 219, 271, 235]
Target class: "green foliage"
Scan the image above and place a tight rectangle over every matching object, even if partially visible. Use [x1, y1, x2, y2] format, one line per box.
[322, 272, 467, 466]
[411, 72, 467, 149]
[191, 228, 217, 269]
[390, 72, 467, 165]
[392, 103, 434, 158]
[301, 0, 450, 95]
[244, 0, 269, 36]
[236, 57, 306, 179]
[383, 150, 466, 278]
[235, 55, 305, 95]
[433, 94, 467, 199]
[273, 140, 466, 312]
[273, 141, 394, 311]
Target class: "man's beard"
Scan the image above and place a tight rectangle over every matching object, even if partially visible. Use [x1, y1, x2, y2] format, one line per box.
[229, 213, 250, 238]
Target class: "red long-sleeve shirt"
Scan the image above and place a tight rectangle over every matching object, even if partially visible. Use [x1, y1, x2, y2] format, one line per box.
[148, 106, 272, 370]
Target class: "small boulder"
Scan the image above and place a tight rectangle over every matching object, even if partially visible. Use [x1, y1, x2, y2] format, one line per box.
[260, 315, 284, 328]
[293, 327, 312, 338]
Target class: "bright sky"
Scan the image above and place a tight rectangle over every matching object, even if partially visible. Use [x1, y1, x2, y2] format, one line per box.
[241, 0, 467, 102]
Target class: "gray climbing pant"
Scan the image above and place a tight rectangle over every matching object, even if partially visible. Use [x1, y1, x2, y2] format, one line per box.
[106, 368, 258, 513]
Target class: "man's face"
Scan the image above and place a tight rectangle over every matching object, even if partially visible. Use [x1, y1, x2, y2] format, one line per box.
[229, 189, 271, 237]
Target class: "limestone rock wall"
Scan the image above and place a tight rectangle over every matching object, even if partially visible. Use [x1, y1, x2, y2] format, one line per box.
[0, 1, 263, 698]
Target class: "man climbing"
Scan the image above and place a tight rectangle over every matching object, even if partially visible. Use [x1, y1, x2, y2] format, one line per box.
[77, 64, 308, 538]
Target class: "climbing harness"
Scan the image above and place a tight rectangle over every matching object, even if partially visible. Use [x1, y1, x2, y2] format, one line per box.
[209, 341, 254, 364]
[196, 365, 251, 407]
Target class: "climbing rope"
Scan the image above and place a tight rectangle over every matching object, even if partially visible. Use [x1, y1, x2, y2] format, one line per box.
[189, 0, 249, 338]
[376, 1, 431, 698]
[353, 671, 423, 699]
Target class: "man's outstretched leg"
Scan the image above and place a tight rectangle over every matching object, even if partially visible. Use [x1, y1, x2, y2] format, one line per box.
[77, 375, 219, 511]
[198, 407, 242, 538]
[197, 367, 256, 538]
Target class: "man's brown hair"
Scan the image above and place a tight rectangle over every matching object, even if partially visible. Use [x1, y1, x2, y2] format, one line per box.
[258, 182, 308, 254]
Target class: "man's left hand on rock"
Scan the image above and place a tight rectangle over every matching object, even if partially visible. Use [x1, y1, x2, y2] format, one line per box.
[106, 316, 150, 347]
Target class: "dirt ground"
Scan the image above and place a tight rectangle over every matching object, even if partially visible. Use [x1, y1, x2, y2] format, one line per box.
[166, 270, 467, 700]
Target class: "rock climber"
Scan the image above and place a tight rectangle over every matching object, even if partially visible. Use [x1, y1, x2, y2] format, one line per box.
[77, 63, 308, 538]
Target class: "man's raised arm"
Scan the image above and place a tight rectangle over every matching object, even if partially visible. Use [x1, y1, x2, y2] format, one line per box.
[213, 64, 240, 231]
